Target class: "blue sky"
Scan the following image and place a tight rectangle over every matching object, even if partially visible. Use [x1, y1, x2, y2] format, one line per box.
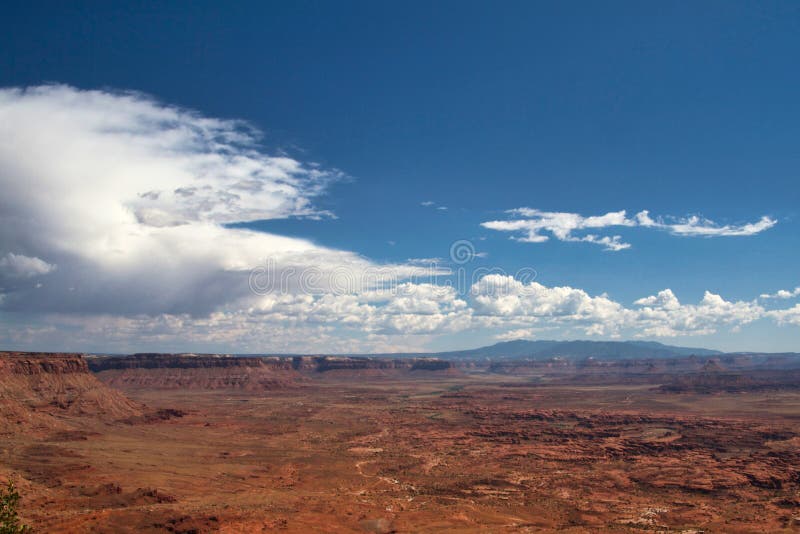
[0, 2, 799, 353]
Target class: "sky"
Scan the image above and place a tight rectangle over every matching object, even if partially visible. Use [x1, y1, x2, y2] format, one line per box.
[1, 1, 799, 353]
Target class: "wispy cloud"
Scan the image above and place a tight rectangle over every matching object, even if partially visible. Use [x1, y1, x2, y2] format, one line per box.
[482, 208, 776, 251]
[635, 210, 777, 237]
[421, 200, 448, 211]
[760, 287, 800, 300]
[407, 257, 444, 265]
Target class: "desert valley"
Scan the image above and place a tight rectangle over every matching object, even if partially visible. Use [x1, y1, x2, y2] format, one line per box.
[2, 343, 799, 533]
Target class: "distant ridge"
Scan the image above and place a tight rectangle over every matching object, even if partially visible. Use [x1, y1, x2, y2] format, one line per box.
[333, 340, 723, 361]
[426, 339, 723, 360]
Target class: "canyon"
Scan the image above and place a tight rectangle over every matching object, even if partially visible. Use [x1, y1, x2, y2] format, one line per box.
[1, 349, 799, 532]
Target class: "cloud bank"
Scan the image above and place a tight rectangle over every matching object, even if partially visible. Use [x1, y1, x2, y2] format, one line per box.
[0, 85, 795, 352]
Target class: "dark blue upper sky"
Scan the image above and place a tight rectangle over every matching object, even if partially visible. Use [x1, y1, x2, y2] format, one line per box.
[2, 1, 799, 351]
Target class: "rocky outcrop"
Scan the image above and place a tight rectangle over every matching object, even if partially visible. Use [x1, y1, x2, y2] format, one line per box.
[0, 352, 90, 374]
[0, 352, 143, 434]
[454, 403, 800, 495]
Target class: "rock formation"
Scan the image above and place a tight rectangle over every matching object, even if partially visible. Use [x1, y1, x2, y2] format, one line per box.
[89, 354, 301, 391]
[0, 352, 142, 434]
[89, 353, 458, 389]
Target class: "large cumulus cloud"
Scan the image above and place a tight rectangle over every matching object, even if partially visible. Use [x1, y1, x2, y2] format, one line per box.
[0, 85, 430, 318]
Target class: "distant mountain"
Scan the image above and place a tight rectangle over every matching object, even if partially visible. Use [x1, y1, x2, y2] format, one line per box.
[235, 339, 725, 361]
[426, 339, 722, 361]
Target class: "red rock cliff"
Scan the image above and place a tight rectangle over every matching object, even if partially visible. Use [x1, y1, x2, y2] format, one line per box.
[0, 352, 142, 434]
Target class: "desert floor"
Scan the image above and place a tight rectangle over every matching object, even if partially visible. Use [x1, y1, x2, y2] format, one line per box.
[4, 374, 800, 533]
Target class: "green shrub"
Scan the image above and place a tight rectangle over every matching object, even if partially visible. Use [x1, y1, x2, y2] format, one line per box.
[0, 480, 31, 534]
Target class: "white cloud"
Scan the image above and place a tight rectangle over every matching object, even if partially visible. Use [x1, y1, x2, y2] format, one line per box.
[471, 274, 629, 336]
[0, 253, 56, 277]
[632, 289, 764, 337]
[0, 312, 438, 354]
[482, 208, 776, 251]
[407, 257, 444, 265]
[767, 304, 800, 326]
[634, 288, 681, 310]
[635, 210, 777, 236]
[760, 287, 800, 300]
[580, 235, 630, 251]
[494, 328, 537, 341]
[421, 200, 448, 211]
[0, 85, 435, 321]
[471, 275, 773, 339]
[250, 283, 471, 336]
[0, 85, 477, 351]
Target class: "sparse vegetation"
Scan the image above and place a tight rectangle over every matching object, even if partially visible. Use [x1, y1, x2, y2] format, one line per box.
[0, 480, 31, 534]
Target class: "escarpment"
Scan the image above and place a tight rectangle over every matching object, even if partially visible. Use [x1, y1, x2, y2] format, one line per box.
[88, 353, 458, 389]
[88, 353, 291, 371]
[90, 354, 302, 391]
[0, 352, 143, 433]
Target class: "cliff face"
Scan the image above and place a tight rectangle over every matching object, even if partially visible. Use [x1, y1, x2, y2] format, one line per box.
[91, 354, 302, 391]
[89, 354, 457, 389]
[88, 353, 280, 371]
[0, 352, 142, 434]
[0, 352, 90, 374]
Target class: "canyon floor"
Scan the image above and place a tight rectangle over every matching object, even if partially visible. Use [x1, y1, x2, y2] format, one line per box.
[3, 366, 800, 533]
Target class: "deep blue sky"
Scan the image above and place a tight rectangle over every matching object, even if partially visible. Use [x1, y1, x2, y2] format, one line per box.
[2, 1, 799, 351]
